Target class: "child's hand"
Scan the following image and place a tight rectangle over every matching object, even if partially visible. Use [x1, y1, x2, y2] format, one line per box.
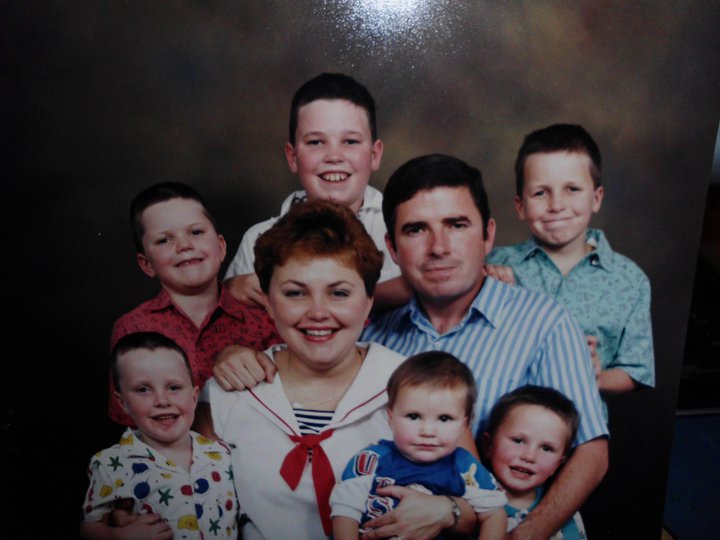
[213, 345, 276, 390]
[586, 335, 601, 380]
[485, 264, 516, 285]
[226, 273, 268, 309]
[112, 513, 173, 540]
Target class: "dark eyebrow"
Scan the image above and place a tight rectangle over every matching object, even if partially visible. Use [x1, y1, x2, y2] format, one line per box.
[443, 216, 472, 225]
[400, 221, 428, 233]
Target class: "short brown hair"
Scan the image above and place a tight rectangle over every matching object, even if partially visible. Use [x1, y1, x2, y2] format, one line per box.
[387, 351, 477, 419]
[254, 199, 383, 297]
[515, 123, 602, 197]
[130, 182, 218, 254]
[485, 385, 579, 454]
[111, 332, 193, 392]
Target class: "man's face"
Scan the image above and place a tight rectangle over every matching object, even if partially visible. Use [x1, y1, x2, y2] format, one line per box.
[387, 186, 495, 313]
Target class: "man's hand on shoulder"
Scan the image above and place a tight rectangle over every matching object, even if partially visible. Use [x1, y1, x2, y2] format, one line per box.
[213, 345, 275, 390]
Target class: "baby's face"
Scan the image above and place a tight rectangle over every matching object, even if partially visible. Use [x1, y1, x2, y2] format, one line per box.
[388, 384, 468, 463]
[285, 99, 383, 214]
[115, 347, 198, 452]
[137, 198, 226, 296]
[487, 404, 569, 499]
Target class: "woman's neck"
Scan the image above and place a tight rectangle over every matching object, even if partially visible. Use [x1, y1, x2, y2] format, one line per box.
[277, 346, 366, 410]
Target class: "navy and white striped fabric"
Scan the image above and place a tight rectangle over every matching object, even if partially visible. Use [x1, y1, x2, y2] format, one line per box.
[293, 407, 334, 435]
[363, 277, 608, 445]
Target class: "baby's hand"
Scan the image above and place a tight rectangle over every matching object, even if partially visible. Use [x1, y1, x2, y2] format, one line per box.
[485, 264, 516, 285]
[586, 335, 601, 380]
[225, 273, 267, 309]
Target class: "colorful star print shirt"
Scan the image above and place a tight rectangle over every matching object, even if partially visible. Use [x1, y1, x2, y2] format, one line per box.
[330, 439, 507, 539]
[82, 429, 238, 539]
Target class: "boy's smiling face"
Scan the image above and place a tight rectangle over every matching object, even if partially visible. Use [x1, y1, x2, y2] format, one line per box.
[484, 404, 570, 501]
[285, 99, 383, 214]
[515, 151, 603, 255]
[115, 347, 199, 453]
[137, 198, 226, 297]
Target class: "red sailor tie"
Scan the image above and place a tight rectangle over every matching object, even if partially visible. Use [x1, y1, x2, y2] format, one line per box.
[279, 429, 336, 535]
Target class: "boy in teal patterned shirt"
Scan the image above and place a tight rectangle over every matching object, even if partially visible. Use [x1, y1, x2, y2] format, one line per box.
[487, 124, 654, 419]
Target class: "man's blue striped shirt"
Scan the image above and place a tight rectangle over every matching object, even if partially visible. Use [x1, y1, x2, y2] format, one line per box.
[362, 277, 608, 444]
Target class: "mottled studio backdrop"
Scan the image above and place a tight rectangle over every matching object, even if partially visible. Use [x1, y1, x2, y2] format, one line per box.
[4, 1, 720, 538]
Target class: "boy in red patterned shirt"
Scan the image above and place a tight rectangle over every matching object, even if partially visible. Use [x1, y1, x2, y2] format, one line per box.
[109, 182, 280, 425]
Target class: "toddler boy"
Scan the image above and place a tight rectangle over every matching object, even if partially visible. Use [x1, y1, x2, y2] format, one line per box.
[482, 385, 586, 539]
[110, 182, 280, 425]
[330, 351, 507, 540]
[223, 72, 408, 311]
[487, 124, 654, 416]
[82, 332, 238, 539]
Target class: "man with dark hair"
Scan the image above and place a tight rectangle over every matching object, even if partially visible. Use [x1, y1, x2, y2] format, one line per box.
[362, 153, 608, 540]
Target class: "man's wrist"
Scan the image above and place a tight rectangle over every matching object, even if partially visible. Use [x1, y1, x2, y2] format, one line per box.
[444, 495, 461, 529]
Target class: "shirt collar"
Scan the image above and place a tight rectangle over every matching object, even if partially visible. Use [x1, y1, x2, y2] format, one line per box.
[147, 283, 231, 318]
[585, 229, 613, 270]
[403, 276, 507, 332]
[468, 277, 509, 328]
[518, 229, 612, 271]
[146, 288, 174, 311]
[279, 186, 382, 216]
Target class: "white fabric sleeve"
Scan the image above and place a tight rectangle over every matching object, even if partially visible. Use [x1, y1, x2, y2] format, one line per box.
[223, 219, 274, 280]
[463, 484, 508, 514]
[330, 474, 375, 522]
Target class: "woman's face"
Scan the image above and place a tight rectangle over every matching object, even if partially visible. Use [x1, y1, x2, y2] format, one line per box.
[266, 255, 374, 374]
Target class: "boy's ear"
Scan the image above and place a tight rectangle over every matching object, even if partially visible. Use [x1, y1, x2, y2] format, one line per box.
[370, 139, 384, 171]
[218, 234, 227, 262]
[285, 142, 299, 173]
[192, 385, 200, 406]
[482, 218, 496, 255]
[592, 186, 604, 213]
[514, 195, 527, 221]
[136, 253, 157, 278]
[115, 390, 130, 416]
